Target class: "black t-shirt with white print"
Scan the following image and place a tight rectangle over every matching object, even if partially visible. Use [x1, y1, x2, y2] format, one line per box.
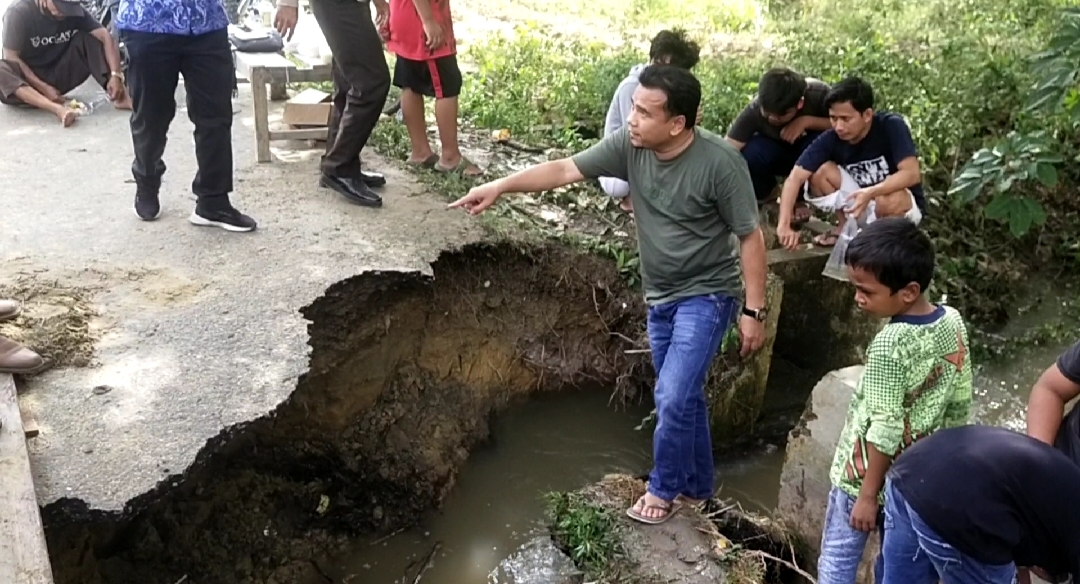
[2, 0, 102, 69]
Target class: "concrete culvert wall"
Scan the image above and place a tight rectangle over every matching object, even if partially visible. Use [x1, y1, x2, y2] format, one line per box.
[43, 242, 657, 584]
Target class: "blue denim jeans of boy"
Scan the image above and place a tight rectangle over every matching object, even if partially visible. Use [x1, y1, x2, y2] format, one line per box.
[645, 292, 736, 503]
[882, 480, 1016, 584]
[818, 486, 885, 584]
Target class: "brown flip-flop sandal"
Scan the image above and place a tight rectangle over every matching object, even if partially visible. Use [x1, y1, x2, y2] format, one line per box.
[791, 202, 812, 228]
[626, 495, 683, 525]
[406, 154, 439, 169]
[435, 157, 484, 177]
[814, 231, 840, 247]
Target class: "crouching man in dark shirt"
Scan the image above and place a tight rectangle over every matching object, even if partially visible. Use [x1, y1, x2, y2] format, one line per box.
[882, 424, 1080, 584]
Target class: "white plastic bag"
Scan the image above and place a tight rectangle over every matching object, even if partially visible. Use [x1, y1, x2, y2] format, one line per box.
[822, 215, 861, 281]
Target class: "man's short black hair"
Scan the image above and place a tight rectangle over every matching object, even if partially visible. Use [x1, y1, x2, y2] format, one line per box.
[824, 76, 875, 112]
[649, 29, 701, 71]
[845, 217, 934, 294]
[637, 64, 701, 130]
[758, 68, 807, 114]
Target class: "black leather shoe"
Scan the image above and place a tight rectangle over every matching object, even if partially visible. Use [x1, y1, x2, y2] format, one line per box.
[319, 174, 383, 207]
[360, 170, 387, 188]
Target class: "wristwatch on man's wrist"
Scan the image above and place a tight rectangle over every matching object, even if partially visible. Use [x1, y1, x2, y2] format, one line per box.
[742, 306, 768, 322]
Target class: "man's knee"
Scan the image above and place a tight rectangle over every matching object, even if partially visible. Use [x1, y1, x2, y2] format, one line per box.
[874, 189, 915, 218]
[810, 163, 840, 196]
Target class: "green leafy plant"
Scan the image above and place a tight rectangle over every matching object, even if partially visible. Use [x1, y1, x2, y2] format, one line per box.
[1026, 6, 1080, 121]
[948, 131, 1060, 236]
[545, 491, 623, 577]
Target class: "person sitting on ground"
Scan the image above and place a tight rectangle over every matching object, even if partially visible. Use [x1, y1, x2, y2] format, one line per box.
[0, 299, 45, 375]
[448, 64, 770, 525]
[0, 0, 130, 127]
[774, 76, 927, 250]
[881, 424, 1080, 584]
[600, 28, 701, 214]
[384, 0, 481, 177]
[817, 217, 972, 584]
[725, 67, 831, 223]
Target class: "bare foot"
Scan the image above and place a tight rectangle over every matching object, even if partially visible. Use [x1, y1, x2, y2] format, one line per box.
[618, 197, 633, 214]
[56, 107, 78, 127]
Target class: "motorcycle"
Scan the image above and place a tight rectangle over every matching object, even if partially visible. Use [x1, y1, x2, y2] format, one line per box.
[80, 0, 128, 72]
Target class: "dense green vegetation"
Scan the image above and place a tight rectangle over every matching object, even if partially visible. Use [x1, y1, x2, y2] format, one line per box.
[373, 0, 1080, 327]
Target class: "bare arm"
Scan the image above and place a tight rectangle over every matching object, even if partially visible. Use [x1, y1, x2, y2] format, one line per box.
[90, 28, 122, 77]
[494, 159, 584, 195]
[777, 166, 813, 227]
[859, 443, 892, 504]
[1, 48, 51, 94]
[725, 137, 745, 151]
[799, 116, 833, 132]
[738, 227, 767, 310]
[1026, 363, 1080, 445]
[864, 156, 921, 198]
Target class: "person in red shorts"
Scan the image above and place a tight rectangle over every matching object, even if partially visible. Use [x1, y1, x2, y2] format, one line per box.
[383, 0, 481, 176]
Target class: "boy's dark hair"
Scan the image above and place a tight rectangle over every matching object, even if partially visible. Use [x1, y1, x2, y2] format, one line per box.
[824, 76, 875, 112]
[638, 64, 701, 129]
[649, 29, 701, 71]
[845, 217, 934, 294]
[758, 68, 807, 114]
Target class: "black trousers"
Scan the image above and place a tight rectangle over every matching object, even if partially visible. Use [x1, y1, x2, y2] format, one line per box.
[309, 0, 390, 179]
[121, 28, 234, 208]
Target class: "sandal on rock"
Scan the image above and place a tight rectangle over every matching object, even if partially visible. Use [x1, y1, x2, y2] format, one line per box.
[814, 231, 840, 247]
[407, 154, 439, 169]
[435, 156, 484, 177]
[792, 202, 812, 227]
[626, 495, 683, 525]
[676, 494, 707, 507]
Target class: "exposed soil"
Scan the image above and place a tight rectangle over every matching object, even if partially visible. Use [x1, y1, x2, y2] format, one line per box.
[0, 278, 99, 369]
[44, 242, 656, 584]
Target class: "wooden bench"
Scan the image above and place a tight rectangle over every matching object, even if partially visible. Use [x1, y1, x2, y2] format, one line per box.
[233, 50, 334, 163]
[0, 374, 53, 584]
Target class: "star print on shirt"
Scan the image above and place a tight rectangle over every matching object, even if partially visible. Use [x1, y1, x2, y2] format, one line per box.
[943, 329, 967, 372]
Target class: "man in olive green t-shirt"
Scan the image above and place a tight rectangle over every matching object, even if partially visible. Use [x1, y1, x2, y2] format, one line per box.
[449, 64, 769, 525]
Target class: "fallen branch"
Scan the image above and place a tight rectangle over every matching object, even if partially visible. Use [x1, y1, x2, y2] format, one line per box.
[410, 541, 443, 584]
[369, 527, 406, 546]
[745, 549, 817, 584]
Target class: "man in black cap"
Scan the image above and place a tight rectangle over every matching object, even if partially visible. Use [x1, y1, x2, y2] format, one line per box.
[1, 0, 130, 126]
[274, 0, 390, 208]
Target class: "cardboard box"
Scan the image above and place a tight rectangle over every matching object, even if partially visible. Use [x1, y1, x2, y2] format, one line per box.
[282, 88, 332, 128]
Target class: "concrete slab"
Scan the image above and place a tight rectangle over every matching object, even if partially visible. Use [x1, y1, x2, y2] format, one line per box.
[0, 374, 54, 584]
[0, 81, 484, 511]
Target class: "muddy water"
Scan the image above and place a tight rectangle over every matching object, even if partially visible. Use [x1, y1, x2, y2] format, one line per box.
[307, 288, 1077, 584]
[310, 388, 788, 584]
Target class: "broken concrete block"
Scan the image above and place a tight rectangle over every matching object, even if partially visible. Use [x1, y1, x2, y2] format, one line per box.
[775, 365, 879, 584]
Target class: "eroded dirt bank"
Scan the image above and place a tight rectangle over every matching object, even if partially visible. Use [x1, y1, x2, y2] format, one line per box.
[44, 242, 653, 584]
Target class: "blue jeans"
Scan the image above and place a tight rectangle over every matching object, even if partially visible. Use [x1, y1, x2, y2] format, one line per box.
[882, 480, 1016, 584]
[646, 293, 736, 502]
[741, 131, 823, 201]
[818, 486, 884, 584]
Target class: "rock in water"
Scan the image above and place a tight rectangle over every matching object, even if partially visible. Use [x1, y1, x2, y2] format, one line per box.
[487, 536, 583, 584]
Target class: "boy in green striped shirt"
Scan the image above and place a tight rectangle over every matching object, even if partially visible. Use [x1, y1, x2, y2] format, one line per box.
[817, 218, 973, 584]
